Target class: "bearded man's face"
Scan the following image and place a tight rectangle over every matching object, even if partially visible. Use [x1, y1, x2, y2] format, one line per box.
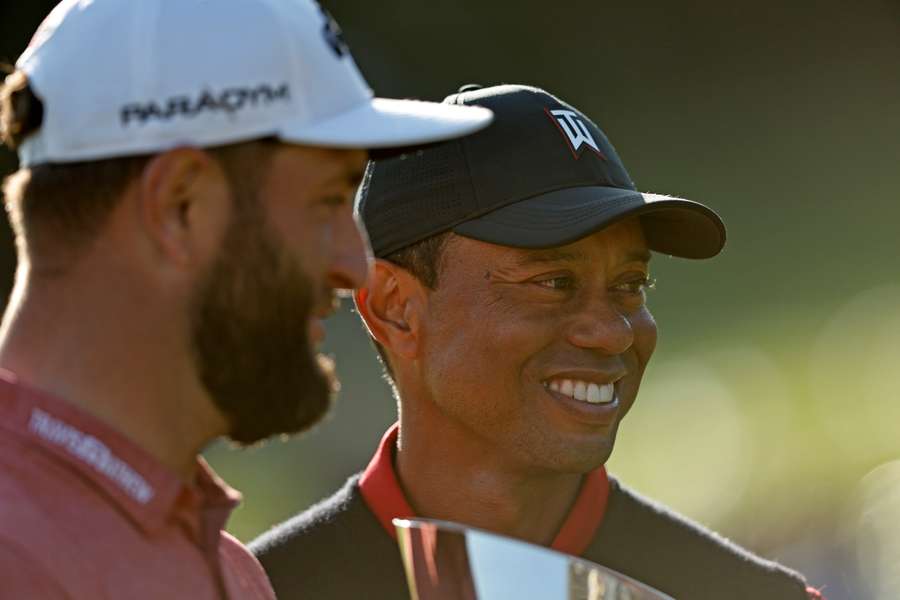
[190, 144, 369, 445]
[190, 200, 337, 445]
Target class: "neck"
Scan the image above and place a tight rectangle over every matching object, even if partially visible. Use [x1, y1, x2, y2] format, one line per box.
[0, 265, 226, 480]
[395, 397, 584, 547]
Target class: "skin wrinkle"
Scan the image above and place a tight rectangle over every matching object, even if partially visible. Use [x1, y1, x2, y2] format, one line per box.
[513, 248, 587, 266]
[484, 281, 515, 313]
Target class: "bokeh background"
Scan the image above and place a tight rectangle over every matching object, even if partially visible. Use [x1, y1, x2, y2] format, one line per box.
[3, 1, 899, 598]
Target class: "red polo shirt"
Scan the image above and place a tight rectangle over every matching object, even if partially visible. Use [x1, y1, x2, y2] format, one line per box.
[358, 423, 610, 555]
[358, 424, 827, 600]
[0, 370, 275, 599]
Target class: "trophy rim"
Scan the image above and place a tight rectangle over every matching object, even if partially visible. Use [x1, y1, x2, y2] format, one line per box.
[394, 517, 676, 600]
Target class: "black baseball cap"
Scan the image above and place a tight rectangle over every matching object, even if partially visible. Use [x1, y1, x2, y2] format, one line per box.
[356, 84, 726, 259]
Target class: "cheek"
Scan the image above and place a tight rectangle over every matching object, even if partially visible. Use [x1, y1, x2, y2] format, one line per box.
[632, 308, 658, 367]
[423, 290, 552, 391]
[615, 309, 657, 419]
[269, 204, 333, 272]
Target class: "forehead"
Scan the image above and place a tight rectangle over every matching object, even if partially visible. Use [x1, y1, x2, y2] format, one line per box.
[267, 144, 368, 186]
[450, 218, 650, 267]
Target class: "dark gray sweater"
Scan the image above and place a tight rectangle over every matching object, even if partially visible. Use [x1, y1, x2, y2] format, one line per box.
[251, 474, 814, 599]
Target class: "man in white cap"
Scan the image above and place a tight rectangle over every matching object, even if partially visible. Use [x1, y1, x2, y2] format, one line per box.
[0, 0, 490, 597]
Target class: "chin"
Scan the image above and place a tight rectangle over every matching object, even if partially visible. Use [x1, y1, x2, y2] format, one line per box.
[562, 445, 614, 473]
[520, 432, 617, 475]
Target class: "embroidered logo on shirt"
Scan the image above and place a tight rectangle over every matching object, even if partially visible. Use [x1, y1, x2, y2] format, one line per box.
[29, 408, 155, 504]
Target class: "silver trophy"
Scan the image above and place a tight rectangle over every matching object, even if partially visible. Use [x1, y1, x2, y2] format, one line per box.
[395, 518, 675, 600]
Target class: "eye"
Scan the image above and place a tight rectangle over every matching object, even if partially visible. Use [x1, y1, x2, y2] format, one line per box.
[613, 276, 656, 294]
[321, 194, 348, 207]
[534, 275, 575, 291]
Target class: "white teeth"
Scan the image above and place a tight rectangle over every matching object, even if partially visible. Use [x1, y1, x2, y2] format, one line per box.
[545, 378, 616, 404]
[601, 383, 614, 403]
[596, 383, 614, 404]
[573, 380, 587, 401]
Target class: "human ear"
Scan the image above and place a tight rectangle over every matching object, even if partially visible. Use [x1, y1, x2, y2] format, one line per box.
[355, 259, 426, 361]
[137, 147, 231, 269]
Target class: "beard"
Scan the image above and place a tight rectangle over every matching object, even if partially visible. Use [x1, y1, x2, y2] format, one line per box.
[188, 202, 337, 446]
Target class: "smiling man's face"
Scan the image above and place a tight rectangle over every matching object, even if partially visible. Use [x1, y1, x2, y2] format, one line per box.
[418, 218, 657, 473]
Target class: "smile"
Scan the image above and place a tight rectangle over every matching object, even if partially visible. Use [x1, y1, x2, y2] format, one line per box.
[542, 379, 615, 404]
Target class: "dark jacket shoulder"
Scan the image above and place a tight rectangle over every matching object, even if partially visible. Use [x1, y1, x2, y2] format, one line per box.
[585, 477, 811, 599]
[250, 474, 408, 600]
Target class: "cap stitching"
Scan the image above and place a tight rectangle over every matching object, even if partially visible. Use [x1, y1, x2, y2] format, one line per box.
[465, 183, 637, 223]
[456, 124, 481, 218]
[462, 195, 642, 232]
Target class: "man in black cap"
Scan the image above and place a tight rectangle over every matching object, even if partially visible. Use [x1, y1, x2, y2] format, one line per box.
[251, 84, 824, 600]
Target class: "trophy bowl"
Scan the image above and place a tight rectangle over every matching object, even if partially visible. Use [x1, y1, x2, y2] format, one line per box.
[394, 518, 675, 600]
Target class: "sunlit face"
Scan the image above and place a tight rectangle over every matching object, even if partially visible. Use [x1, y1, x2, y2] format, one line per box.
[419, 219, 657, 472]
[191, 145, 369, 445]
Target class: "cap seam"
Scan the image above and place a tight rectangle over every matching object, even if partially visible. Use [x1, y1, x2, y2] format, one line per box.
[134, 0, 161, 119]
[462, 195, 643, 232]
[465, 183, 637, 223]
[456, 126, 480, 217]
[259, 0, 308, 122]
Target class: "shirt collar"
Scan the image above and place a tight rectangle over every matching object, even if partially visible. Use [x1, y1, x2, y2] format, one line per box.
[0, 370, 241, 538]
[358, 422, 610, 556]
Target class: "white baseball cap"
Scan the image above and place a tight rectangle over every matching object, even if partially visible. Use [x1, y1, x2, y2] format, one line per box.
[14, 0, 493, 167]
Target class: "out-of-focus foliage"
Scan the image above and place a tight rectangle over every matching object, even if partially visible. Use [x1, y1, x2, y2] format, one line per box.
[2, 2, 898, 598]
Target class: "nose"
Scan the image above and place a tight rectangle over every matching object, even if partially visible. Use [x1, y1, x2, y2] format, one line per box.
[327, 212, 372, 292]
[566, 298, 635, 355]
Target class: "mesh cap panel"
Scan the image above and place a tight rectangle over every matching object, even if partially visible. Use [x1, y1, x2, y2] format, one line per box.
[358, 139, 476, 256]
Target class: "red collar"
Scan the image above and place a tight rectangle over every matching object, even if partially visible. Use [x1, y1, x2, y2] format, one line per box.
[358, 422, 610, 556]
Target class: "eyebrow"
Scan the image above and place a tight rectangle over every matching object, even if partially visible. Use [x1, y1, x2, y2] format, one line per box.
[323, 166, 366, 189]
[515, 247, 652, 267]
[346, 168, 366, 188]
[516, 249, 587, 266]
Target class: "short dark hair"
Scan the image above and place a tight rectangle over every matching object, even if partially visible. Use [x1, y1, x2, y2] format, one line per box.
[1, 70, 136, 259]
[1, 71, 277, 267]
[371, 231, 452, 379]
[1, 70, 43, 150]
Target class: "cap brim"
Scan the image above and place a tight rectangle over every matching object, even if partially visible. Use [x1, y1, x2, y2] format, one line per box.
[452, 186, 726, 259]
[278, 97, 493, 149]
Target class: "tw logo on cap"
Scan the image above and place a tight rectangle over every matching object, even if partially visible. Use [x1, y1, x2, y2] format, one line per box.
[546, 108, 607, 160]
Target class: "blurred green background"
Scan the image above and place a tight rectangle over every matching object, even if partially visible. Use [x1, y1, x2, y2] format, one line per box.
[3, 1, 899, 598]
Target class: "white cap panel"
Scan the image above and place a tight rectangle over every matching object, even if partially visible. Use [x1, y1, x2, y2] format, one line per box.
[15, 0, 492, 166]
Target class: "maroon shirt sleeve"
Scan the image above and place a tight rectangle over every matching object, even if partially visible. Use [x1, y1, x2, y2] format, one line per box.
[0, 541, 69, 598]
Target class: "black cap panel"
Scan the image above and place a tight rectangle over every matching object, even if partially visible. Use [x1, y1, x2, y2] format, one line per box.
[452, 186, 726, 258]
[453, 187, 646, 248]
[357, 83, 726, 260]
[453, 86, 637, 217]
[357, 139, 476, 257]
[637, 196, 727, 259]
